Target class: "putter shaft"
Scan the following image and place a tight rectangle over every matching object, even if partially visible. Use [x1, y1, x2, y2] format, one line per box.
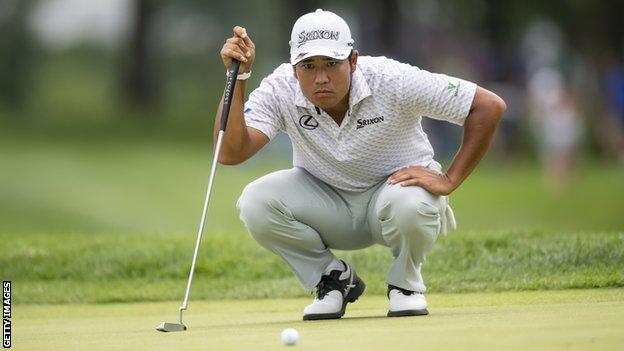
[157, 59, 240, 332]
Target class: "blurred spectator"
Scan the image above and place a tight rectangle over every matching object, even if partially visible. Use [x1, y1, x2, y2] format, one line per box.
[528, 67, 582, 189]
[601, 58, 624, 163]
[523, 19, 584, 189]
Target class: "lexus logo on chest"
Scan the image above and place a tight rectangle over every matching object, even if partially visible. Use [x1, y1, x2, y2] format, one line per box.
[299, 115, 319, 130]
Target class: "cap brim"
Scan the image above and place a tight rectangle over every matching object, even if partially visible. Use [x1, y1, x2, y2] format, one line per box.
[290, 47, 352, 65]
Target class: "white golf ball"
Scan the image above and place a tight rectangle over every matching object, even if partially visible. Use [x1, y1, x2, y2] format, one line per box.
[281, 328, 299, 346]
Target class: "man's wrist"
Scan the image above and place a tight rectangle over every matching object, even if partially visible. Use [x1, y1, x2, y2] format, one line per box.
[226, 69, 252, 80]
[443, 172, 461, 192]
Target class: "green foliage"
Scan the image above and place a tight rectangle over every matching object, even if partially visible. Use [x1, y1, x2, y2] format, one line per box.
[3, 230, 622, 303]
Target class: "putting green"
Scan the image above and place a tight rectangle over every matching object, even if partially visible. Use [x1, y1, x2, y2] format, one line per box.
[14, 289, 624, 350]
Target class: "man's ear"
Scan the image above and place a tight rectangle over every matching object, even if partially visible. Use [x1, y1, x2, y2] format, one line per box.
[292, 65, 298, 80]
[350, 50, 359, 73]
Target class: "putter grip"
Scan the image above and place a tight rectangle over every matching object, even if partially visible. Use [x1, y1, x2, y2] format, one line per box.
[220, 59, 241, 132]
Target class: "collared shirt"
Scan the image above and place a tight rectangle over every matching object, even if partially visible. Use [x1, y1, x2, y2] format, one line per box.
[243, 56, 477, 191]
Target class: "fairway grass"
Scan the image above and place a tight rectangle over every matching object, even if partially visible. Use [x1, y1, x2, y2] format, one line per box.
[15, 289, 624, 351]
[6, 230, 623, 303]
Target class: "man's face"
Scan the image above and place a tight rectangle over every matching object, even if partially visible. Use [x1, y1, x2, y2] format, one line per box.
[293, 52, 358, 112]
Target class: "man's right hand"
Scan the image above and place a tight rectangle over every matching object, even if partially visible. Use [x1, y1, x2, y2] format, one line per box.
[220, 26, 255, 73]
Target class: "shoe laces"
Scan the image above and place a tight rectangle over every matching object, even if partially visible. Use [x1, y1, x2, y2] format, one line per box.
[316, 270, 343, 300]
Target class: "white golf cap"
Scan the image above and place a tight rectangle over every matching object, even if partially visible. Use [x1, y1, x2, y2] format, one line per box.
[289, 9, 354, 65]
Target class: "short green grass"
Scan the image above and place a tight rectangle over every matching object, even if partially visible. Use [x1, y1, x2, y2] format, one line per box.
[1, 125, 623, 303]
[14, 289, 624, 351]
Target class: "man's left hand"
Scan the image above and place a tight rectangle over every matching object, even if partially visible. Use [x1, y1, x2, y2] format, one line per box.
[387, 166, 456, 196]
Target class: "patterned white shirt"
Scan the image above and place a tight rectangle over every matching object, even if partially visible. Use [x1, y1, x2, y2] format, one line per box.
[243, 56, 477, 191]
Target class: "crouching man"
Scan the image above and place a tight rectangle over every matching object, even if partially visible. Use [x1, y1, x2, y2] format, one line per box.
[215, 9, 506, 319]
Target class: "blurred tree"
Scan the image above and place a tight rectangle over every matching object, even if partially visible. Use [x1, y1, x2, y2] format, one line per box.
[283, 0, 318, 18]
[0, 0, 36, 109]
[374, 0, 400, 56]
[358, 0, 401, 57]
[281, 0, 320, 45]
[482, 0, 510, 81]
[122, 0, 160, 109]
[603, 1, 624, 62]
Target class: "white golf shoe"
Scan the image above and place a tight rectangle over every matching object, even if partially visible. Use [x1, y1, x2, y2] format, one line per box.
[303, 261, 366, 320]
[387, 285, 428, 317]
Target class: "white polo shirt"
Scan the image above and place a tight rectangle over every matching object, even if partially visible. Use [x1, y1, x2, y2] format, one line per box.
[244, 56, 477, 191]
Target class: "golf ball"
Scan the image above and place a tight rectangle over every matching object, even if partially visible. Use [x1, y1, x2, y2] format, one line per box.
[281, 328, 299, 346]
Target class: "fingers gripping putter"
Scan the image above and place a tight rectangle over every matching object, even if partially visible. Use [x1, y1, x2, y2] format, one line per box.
[157, 59, 240, 332]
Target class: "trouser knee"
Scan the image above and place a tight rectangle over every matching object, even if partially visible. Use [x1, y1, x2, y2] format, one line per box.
[237, 178, 284, 245]
[377, 188, 442, 241]
[396, 198, 441, 241]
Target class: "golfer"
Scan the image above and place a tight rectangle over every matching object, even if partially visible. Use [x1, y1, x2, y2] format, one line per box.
[216, 9, 506, 320]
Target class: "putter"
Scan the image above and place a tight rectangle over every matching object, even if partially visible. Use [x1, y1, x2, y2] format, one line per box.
[157, 59, 241, 332]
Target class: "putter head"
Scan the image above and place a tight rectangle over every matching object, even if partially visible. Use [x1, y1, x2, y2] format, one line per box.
[156, 322, 187, 332]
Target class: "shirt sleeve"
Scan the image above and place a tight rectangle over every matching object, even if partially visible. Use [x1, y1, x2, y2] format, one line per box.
[401, 65, 477, 126]
[243, 74, 285, 140]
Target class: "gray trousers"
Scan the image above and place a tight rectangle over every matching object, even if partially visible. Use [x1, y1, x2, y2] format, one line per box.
[236, 166, 455, 293]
